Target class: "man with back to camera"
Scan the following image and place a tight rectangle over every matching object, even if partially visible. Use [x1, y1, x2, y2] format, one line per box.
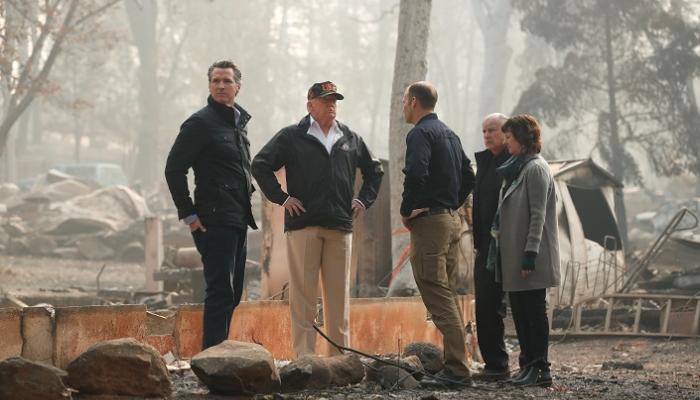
[400, 81, 476, 389]
[251, 81, 383, 357]
[164, 60, 257, 350]
[472, 113, 511, 380]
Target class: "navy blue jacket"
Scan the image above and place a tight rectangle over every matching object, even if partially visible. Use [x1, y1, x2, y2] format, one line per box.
[400, 113, 475, 217]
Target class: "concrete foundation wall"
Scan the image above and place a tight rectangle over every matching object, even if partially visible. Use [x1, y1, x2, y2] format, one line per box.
[0, 308, 22, 360]
[54, 305, 147, 368]
[0, 296, 475, 366]
[21, 306, 54, 364]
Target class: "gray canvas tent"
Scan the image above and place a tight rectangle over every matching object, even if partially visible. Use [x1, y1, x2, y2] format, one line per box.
[550, 159, 627, 306]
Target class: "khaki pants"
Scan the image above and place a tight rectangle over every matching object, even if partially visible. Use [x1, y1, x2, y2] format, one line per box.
[410, 211, 470, 378]
[287, 227, 351, 357]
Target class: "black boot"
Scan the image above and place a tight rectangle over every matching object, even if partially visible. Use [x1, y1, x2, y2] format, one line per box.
[512, 366, 552, 387]
[505, 366, 531, 384]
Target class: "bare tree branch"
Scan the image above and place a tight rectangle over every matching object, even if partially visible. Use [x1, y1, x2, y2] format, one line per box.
[348, 1, 399, 23]
[5, 0, 42, 25]
[12, 2, 57, 102]
[160, 21, 191, 98]
[0, 0, 78, 154]
[72, 0, 121, 28]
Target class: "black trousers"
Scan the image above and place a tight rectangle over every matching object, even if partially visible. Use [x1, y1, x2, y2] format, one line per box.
[508, 288, 550, 371]
[473, 250, 509, 371]
[192, 225, 247, 350]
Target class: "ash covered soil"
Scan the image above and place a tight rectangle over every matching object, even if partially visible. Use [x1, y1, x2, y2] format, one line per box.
[3, 255, 698, 400]
[169, 338, 700, 400]
[0, 254, 145, 291]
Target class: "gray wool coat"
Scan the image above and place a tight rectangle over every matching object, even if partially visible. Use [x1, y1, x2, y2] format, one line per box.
[496, 155, 561, 292]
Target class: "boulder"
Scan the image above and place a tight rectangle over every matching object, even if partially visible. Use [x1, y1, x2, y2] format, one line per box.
[66, 338, 171, 398]
[404, 342, 444, 373]
[0, 357, 71, 400]
[324, 354, 365, 387]
[191, 340, 280, 395]
[377, 365, 420, 390]
[366, 355, 423, 382]
[280, 354, 365, 392]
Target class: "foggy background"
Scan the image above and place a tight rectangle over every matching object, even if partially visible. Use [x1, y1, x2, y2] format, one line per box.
[2, 0, 700, 195]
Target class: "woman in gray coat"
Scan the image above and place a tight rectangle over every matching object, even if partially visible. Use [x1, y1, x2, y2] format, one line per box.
[488, 114, 560, 387]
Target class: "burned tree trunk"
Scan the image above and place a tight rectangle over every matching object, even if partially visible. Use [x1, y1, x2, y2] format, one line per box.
[473, 0, 512, 120]
[125, 0, 160, 189]
[388, 0, 432, 264]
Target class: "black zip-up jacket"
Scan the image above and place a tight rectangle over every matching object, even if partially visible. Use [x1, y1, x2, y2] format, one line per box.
[472, 148, 509, 252]
[164, 96, 257, 230]
[400, 113, 475, 217]
[251, 115, 383, 232]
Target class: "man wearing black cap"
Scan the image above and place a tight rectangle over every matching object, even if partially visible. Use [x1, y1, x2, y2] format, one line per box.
[252, 81, 383, 357]
[164, 60, 257, 350]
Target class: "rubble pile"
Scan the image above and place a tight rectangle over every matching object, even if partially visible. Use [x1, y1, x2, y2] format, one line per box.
[0, 170, 152, 262]
[627, 195, 700, 295]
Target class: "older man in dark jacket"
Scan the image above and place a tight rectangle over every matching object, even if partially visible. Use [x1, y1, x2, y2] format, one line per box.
[252, 81, 383, 357]
[165, 60, 256, 350]
[472, 113, 510, 380]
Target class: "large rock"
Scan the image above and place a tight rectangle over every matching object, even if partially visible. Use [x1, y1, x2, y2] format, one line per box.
[404, 342, 444, 373]
[366, 355, 423, 382]
[280, 354, 365, 392]
[0, 357, 71, 400]
[66, 338, 171, 398]
[191, 340, 281, 395]
[376, 365, 419, 390]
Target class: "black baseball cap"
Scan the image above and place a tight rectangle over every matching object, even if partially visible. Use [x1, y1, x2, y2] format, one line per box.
[307, 81, 344, 100]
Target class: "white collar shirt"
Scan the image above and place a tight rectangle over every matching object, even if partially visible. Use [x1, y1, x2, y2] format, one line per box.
[307, 115, 343, 154]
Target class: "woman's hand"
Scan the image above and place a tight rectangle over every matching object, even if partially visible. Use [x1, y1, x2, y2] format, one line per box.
[521, 251, 537, 279]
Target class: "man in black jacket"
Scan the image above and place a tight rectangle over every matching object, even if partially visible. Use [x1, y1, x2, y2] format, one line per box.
[164, 60, 257, 350]
[252, 81, 383, 357]
[400, 81, 476, 389]
[472, 113, 511, 380]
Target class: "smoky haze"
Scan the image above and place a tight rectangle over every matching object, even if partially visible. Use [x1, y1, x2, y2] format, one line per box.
[1, 0, 700, 333]
[1, 0, 700, 194]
